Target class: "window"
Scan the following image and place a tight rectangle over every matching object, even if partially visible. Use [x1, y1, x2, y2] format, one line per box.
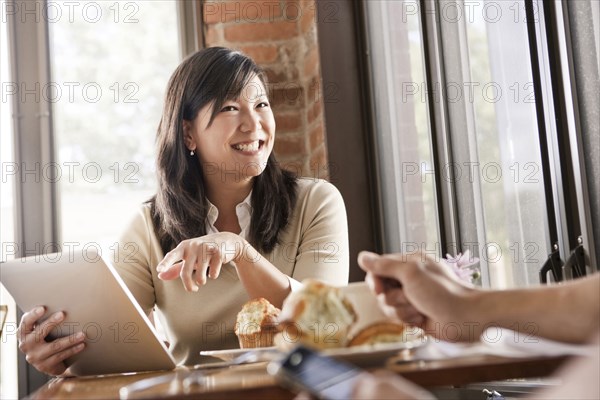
[1, 11, 18, 399]
[365, 0, 441, 254]
[49, 1, 180, 253]
[3, 0, 184, 395]
[462, 0, 551, 288]
[365, 0, 598, 288]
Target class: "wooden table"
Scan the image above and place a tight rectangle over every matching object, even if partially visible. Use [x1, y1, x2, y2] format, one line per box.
[30, 354, 570, 399]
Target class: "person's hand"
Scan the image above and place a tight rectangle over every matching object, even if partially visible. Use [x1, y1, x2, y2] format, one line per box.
[291, 371, 433, 400]
[17, 306, 86, 376]
[358, 251, 481, 342]
[353, 370, 436, 400]
[156, 232, 255, 291]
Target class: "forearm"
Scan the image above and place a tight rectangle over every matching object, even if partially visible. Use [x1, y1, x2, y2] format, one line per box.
[473, 274, 600, 343]
[234, 242, 291, 308]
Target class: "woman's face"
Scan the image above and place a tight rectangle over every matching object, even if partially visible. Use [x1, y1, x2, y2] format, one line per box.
[184, 75, 275, 183]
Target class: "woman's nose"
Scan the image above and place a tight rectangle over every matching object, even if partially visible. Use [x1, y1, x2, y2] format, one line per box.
[240, 110, 261, 133]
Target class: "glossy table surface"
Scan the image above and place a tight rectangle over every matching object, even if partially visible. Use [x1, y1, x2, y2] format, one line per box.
[30, 352, 570, 399]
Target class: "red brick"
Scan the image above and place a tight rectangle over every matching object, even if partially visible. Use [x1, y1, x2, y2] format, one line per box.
[270, 85, 304, 108]
[303, 46, 319, 77]
[239, 44, 279, 64]
[300, 1, 316, 34]
[265, 67, 299, 84]
[309, 145, 329, 180]
[265, 68, 286, 84]
[281, 0, 302, 21]
[205, 25, 223, 45]
[309, 123, 324, 150]
[274, 133, 307, 157]
[224, 20, 298, 42]
[277, 159, 304, 175]
[275, 113, 302, 132]
[307, 99, 322, 124]
[204, 1, 283, 24]
[306, 75, 320, 105]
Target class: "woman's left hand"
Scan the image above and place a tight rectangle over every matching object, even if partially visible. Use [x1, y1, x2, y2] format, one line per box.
[156, 232, 250, 291]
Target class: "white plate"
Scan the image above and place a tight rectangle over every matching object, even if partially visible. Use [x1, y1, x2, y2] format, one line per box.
[324, 336, 426, 366]
[200, 335, 426, 367]
[200, 347, 277, 362]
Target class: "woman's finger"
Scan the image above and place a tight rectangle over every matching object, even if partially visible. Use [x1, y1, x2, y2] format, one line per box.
[36, 332, 86, 362]
[157, 261, 183, 280]
[195, 256, 209, 287]
[156, 244, 185, 273]
[207, 248, 222, 279]
[34, 311, 66, 340]
[20, 311, 66, 353]
[17, 306, 45, 342]
[38, 340, 86, 376]
[180, 254, 198, 292]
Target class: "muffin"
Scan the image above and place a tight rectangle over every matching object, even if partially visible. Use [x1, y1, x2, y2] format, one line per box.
[277, 279, 356, 350]
[235, 298, 281, 348]
[348, 321, 408, 346]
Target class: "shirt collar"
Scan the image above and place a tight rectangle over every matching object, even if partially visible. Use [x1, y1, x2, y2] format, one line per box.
[205, 191, 253, 238]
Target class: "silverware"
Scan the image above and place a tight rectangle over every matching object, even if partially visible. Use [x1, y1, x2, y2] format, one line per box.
[119, 370, 200, 399]
[193, 348, 282, 370]
[119, 349, 284, 398]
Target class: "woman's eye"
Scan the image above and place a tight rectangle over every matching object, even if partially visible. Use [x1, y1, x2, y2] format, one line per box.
[256, 102, 269, 108]
[220, 105, 237, 112]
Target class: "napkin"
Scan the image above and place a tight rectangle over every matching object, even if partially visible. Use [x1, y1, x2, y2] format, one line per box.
[413, 328, 593, 360]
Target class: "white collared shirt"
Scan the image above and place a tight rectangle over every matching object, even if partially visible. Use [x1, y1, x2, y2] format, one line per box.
[205, 192, 252, 239]
[205, 191, 302, 291]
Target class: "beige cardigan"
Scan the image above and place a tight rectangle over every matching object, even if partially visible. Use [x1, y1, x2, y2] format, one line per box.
[112, 178, 349, 365]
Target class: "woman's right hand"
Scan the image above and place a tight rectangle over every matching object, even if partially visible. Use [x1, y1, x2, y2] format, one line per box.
[17, 306, 86, 376]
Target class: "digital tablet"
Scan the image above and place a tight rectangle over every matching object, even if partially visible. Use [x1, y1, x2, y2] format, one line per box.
[0, 249, 176, 376]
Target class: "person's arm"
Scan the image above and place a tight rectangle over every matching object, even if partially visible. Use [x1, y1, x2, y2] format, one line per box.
[473, 275, 600, 344]
[156, 232, 290, 308]
[534, 330, 600, 399]
[156, 181, 350, 307]
[288, 180, 349, 285]
[352, 370, 436, 400]
[358, 251, 600, 343]
[112, 206, 157, 315]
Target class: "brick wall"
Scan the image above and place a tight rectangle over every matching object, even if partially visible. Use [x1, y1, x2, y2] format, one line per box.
[202, 0, 329, 179]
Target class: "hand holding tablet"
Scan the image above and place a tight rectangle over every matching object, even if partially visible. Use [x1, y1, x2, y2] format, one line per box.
[1, 249, 176, 376]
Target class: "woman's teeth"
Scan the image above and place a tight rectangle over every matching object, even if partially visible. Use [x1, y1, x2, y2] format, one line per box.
[233, 141, 260, 152]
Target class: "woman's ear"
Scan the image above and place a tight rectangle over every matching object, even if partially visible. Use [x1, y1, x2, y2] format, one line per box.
[182, 120, 196, 151]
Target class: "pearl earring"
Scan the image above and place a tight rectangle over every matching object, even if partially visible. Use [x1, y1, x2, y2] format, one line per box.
[190, 149, 195, 156]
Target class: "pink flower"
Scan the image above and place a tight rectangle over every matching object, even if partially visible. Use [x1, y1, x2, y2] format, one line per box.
[443, 250, 480, 284]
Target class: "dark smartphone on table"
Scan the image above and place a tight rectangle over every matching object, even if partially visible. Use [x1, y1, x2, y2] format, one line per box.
[267, 345, 368, 400]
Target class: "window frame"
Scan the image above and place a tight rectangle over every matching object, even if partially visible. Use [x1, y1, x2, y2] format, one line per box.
[550, 0, 598, 272]
[4, 0, 193, 395]
[316, 0, 383, 282]
[350, 0, 599, 287]
[6, 1, 58, 393]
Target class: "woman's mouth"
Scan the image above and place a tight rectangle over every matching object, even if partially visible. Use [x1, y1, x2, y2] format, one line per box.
[232, 140, 264, 153]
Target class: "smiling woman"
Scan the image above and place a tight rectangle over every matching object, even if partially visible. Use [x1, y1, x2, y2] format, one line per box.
[183, 75, 274, 184]
[16, 47, 350, 373]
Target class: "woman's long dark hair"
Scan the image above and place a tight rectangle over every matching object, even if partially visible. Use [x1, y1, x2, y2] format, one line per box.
[149, 47, 297, 254]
